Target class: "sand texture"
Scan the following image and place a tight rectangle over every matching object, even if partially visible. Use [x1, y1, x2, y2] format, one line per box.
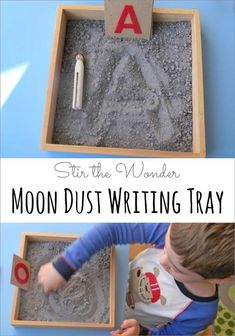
[18, 241, 111, 323]
[53, 20, 192, 152]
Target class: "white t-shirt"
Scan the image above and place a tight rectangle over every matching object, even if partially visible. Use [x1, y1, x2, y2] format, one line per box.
[126, 248, 192, 328]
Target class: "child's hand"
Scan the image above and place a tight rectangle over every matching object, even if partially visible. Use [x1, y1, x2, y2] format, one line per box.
[111, 319, 140, 336]
[38, 262, 66, 293]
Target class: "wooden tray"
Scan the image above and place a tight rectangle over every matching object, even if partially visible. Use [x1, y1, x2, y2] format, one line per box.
[11, 232, 116, 328]
[41, 5, 205, 157]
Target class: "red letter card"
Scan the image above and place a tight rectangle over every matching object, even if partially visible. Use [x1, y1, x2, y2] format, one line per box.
[105, 0, 153, 40]
[10, 254, 31, 291]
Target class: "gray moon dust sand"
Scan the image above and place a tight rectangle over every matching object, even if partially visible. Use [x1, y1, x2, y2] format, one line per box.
[52, 20, 192, 152]
[18, 241, 111, 323]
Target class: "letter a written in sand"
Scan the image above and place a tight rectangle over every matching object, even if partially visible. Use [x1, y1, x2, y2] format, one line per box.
[105, 0, 153, 40]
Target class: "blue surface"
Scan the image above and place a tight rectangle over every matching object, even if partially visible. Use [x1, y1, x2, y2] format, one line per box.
[1, 0, 235, 157]
[1, 0, 235, 158]
[0, 223, 129, 336]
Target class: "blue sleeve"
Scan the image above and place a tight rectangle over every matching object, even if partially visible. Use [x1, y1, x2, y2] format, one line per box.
[147, 300, 218, 335]
[53, 223, 169, 280]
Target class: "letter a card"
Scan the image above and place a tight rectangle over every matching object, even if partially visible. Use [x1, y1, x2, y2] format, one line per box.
[10, 254, 31, 290]
[105, 0, 153, 40]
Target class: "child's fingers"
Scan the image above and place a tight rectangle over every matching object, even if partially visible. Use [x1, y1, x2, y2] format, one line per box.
[37, 262, 66, 293]
[121, 319, 138, 329]
[37, 265, 55, 293]
[39, 282, 50, 294]
[118, 329, 136, 336]
[110, 328, 134, 336]
[37, 277, 49, 294]
[110, 329, 123, 335]
[118, 319, 140, 336]
[111, 321, 139, 336]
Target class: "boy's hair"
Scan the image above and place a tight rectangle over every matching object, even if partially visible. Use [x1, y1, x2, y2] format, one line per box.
[170, 223, 235, 279]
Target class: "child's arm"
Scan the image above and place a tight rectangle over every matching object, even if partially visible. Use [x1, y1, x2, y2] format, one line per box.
[148, 299, 218, 335]
[38, 223, 169, 292]
[54, 223, 168, 280]
[111, 305, 217, 336]
[114, 299, 217, 335]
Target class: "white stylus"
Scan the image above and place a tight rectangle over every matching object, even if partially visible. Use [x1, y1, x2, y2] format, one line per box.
[72, 54, 84, 110]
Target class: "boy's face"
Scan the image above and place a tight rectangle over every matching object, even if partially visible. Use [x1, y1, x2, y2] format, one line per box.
[160, 226, 204, 284]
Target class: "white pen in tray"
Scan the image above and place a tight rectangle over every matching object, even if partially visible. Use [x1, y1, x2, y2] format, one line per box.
[72, 54, 84, 110]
